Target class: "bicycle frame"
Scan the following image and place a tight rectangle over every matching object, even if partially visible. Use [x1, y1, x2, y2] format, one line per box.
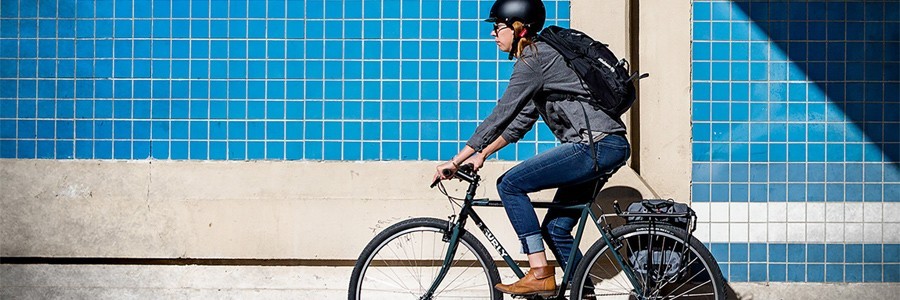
[423, 173, 646, 299]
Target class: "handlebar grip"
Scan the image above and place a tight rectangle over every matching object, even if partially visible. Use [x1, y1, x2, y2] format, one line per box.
[442, 168, 454, 177]
[430, 177, 441, 188]
[441, 163, 474, 178]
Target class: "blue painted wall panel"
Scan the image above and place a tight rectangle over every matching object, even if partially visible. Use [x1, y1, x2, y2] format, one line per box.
[694, 0, 899, 283]
[0, 0, 570, 160]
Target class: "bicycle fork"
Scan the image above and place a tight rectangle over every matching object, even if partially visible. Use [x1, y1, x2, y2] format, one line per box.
[420, 218, 464, 300]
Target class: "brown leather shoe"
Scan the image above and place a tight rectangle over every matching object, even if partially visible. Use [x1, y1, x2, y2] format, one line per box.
[494, 266, 557, 297]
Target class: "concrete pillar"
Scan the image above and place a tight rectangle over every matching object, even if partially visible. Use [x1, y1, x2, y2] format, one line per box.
[571, 0, 693, 202]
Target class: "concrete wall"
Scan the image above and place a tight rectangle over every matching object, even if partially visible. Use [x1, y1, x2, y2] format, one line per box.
[0, 0, 685, 262]
[1, 159, 656, 260]
[3, 0, 898, 293]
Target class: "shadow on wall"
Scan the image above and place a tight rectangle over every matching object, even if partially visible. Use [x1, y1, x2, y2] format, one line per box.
[594, 186, 642, 228]
[718, 1, 899, 163]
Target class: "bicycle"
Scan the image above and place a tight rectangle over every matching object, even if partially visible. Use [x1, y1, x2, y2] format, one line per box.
[349, 164, 726, 299]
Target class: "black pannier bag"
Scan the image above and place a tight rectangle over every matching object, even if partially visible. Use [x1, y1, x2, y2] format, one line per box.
[624, 199, 695, 229]
[623, 199, 697, 283]
[537, 25, 649, 117]
[629, 249, 683, 282]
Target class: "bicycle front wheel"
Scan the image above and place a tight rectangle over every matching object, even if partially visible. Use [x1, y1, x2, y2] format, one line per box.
[349, 217, 501, 300]
[571, 225, 726, 300]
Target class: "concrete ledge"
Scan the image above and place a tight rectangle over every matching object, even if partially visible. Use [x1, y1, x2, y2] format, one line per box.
[2, 160, 657, 260]
[729, 282, 900, 300]
[0, 264, 347, 300]
[2, 264, 897, 300]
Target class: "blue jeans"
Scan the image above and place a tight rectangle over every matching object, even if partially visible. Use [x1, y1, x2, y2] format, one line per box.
[496, 134, 630, 272]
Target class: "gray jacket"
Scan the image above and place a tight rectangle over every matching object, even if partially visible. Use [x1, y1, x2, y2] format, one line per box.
[466, 41, 626, 152]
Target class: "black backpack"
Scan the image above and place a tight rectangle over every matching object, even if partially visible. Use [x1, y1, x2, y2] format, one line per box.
[537, 26, 648, 117]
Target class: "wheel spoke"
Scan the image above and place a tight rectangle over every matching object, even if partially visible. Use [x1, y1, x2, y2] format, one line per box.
[383, 241, 417, 291]
[370, 254, 414, 292]
[352, 220, 497, 299]
[435, 249, 480, 296]
[666, 280, 714, 299]
[622, 235, 647, 292]
[660, 255, 705, 298]
[595, 247, 631, 292]
[652, 233, 670, 296]
[573, 225, 724, 300]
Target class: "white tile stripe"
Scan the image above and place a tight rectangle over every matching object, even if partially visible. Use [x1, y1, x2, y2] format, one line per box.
[691, 202, 900, 243]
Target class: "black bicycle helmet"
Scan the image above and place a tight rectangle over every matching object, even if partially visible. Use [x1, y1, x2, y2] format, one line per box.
[484, 0, 546, 35]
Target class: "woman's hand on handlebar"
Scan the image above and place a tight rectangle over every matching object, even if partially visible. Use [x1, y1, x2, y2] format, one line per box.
[434, 160, 458, 182]
[431, 160, 478, 188]
[461, 152, 486, 172]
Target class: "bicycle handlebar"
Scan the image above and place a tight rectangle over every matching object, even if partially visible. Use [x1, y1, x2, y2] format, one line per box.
[430, 163, 478, 188]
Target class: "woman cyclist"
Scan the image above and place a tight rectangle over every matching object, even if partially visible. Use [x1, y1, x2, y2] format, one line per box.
[433, 0, 630, 297]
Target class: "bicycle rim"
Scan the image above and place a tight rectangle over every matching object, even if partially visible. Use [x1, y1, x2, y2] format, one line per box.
[575, 226, 724, 300]
[354, 226, 496, 299]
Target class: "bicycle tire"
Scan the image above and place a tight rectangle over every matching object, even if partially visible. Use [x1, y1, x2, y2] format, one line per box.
[348, 217, 502, 300]
[570, 224, 726, 300]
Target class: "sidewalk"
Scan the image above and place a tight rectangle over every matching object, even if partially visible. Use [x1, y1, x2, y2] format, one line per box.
[1, 265, 350, 299]
[2, 264, 898, 299]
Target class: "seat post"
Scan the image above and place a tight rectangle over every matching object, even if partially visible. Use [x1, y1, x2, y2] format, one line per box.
[591, 163, 625, 202]
[590, 174, 612, 201]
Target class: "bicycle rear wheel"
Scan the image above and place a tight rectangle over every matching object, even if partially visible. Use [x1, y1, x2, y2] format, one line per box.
[349, 217, 501, 300]
[570, 224, 725, 300]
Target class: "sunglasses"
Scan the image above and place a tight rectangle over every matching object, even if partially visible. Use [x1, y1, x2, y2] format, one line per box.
[492, 23, 509, 35]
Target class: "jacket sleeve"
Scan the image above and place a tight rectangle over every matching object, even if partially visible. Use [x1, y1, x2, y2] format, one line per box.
[500, 101, 539, 144]
[466, 59, 543, 151]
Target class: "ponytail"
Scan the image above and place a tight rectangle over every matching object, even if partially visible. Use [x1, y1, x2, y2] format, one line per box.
[511, 21, 538, 63]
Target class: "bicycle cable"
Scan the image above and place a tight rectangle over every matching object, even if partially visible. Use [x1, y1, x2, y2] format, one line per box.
[436, 181, 464, 215]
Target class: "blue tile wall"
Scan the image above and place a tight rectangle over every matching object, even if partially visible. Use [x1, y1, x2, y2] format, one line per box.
[694, 0, 899, 283]
[710, 243, 900, 283]
[0, 0, 570, 160]
[692, 0, 898, 202]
